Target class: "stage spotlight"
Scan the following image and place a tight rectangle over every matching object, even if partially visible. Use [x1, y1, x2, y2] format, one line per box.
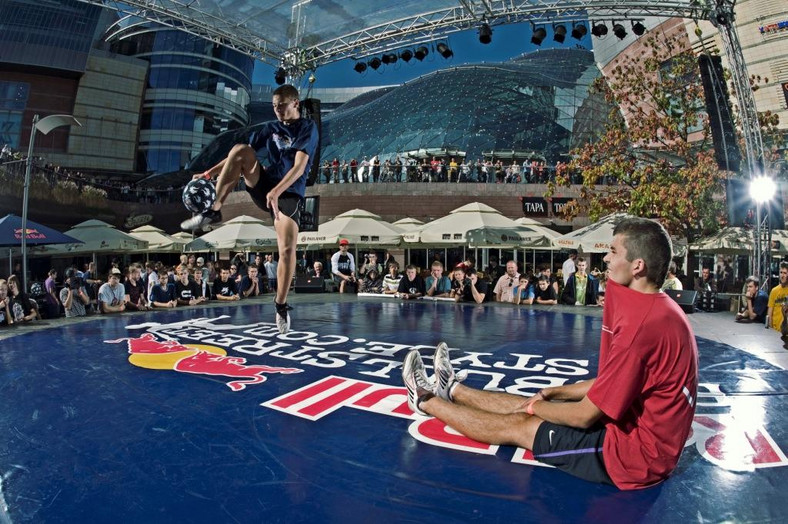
[571, 23, 587, 40]
[591, 22, 608, 37]
[531, 27, 547, 45]
[368, 57, 381, 70]
[479, 23, 492, 44]
[553, 24, 567, 43]
[715, 13, 729, 26]
[381, 53, 398, 65]
[612, 22, 627, 39]
[632, 21, 646, 36]
[274, 67, 286, 85]
[353, 62, 367, 73]
[436, 43, 453, 59]
[414, 45, 429, 61]
[400, 49, 413, 62]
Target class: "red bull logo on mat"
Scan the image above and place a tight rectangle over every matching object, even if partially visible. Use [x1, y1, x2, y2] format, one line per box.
[106, 315, 787, 473]
[105, 332, 302, 391]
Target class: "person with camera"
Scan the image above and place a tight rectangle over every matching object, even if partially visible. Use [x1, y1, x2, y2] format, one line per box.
[359, 252, 383, 278]
[60, 267, 91, 317]
[451, 266, 488, 304]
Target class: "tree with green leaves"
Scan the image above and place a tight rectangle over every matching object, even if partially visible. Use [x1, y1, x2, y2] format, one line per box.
[547, 32, 732, 241]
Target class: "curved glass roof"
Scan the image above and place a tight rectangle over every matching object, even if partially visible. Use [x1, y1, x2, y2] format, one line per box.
[320, 48, 615, 163]
[91, 1, 706, 69]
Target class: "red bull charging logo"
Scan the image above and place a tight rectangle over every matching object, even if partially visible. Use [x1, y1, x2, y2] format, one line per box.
[105, 332, 302, 391]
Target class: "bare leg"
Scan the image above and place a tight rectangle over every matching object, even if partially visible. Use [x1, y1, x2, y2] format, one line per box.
[420, 395, 542, 449]
[451, 383, 532, 414]
[212, 144, 260, 212]
[274, 214, 298, 305]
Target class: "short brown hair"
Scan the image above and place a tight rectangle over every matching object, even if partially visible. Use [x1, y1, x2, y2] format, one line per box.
[613, 217, 672, 286]
[273, 84, 299, 101]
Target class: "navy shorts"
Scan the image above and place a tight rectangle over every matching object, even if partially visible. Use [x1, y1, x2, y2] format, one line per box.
[245, 179, 303, 228]
[532, 421, 614, 485]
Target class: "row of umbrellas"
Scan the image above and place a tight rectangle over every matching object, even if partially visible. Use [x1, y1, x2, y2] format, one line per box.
[1, 207, 778, 260]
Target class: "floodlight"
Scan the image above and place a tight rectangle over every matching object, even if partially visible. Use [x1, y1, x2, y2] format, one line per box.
[750, 176, 777, 204]
[553, 24, 567, 43]
[632, 21, 646, 36]
[436, 43, 453, 59]
[571, 23, 587, 40]
[274, 67, 287, 85]
[613, 22, 628, 39]
[591, 22, 608, 37]
[531, 27, 547, 46]
[479, 23, 492, 44]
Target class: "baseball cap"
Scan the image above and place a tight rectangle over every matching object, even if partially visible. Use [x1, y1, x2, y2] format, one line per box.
[110, 268, 122, 276]
[196, 257, 204, 264]
[339, 239, 349, 246]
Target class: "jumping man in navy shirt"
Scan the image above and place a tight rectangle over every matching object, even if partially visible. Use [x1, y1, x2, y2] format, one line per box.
[181, 84, 319, 334]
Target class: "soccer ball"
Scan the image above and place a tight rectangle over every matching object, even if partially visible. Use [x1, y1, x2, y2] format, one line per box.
[182, 178, 216, 214]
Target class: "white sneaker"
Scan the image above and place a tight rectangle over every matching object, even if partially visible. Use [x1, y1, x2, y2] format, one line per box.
[275, 301, 292, 334]
[402, 350, 436, 416]
[180, 209, 222, 232]
[433, 342, 466, 401]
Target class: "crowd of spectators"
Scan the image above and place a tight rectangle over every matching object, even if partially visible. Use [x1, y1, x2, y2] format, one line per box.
[1, 144, 180, 204]
[314, 155, 586, 185]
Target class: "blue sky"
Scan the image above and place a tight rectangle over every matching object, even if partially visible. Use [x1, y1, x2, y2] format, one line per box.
[252, 22, 593, 88]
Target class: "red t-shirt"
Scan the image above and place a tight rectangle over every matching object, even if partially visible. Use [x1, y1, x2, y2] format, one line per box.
[587, 279, 698, 490]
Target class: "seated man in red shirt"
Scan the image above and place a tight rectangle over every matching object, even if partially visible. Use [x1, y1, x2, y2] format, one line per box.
[402, 217, 698, 489]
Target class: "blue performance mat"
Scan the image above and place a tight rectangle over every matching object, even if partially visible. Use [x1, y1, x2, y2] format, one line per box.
[0, 297, 786, 522]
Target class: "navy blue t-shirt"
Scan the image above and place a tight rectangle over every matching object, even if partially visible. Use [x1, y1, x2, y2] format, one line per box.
[248, 118, 319, 198]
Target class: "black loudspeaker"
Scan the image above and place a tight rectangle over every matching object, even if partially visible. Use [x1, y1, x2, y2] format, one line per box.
[301, 98, 321, 187]
[301, 196, 320, 232]
[295, 275, 324, 293]
[665, 289, 697, 314]
[698, 54, 741, 173]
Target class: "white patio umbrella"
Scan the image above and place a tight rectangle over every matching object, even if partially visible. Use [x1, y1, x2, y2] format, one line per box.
[690, 226, 787, 256]
[52, 219, 148, 255]
[129, 225, 187, 253]
[404, 202, 539, 246]
[391, 217, 424, 232]
[185, 215, 278, 252]
[297, 208, 402, 248]
[555, 213, 632, 253]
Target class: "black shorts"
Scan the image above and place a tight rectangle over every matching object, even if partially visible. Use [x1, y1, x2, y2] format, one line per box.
[532, 421, 613, 486]
[245, 179, 303, 228]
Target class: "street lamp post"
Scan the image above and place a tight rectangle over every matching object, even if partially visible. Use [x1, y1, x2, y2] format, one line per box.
[750, 175, 777, 288]
[21, 114, 82, 291]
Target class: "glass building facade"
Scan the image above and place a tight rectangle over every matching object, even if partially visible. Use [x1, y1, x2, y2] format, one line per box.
[109, 25, 253, 175]
[320, 49, 615, 165]
[0, 0, 103, 151]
